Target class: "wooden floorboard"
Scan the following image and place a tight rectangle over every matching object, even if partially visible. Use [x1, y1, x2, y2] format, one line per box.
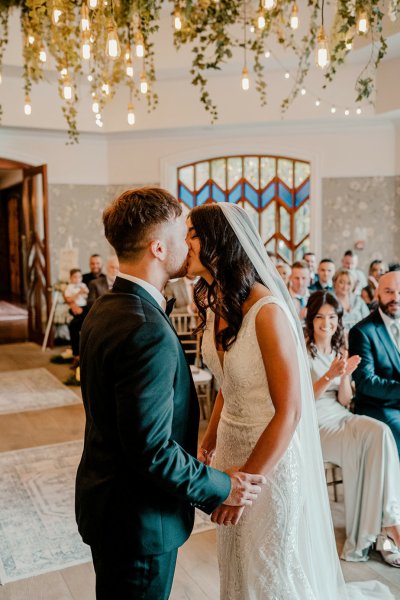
[0, 342, 399, 599]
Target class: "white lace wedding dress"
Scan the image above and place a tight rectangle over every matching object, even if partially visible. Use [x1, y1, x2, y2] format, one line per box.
[202, 296, 394, 600]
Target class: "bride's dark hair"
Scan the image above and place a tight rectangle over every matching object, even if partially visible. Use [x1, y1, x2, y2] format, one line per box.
[189, 203, 261, 351]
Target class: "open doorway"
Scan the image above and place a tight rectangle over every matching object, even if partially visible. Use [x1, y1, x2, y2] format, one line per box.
[0, 159, 51, 345]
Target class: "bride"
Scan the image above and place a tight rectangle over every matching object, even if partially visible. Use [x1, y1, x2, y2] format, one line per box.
[186, 202, 394, 600]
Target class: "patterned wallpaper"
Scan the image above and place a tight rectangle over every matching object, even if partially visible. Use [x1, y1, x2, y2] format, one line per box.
[321, 176, 400, 272]
[48, 184, 138, 281]
[47, 177, 400, 282]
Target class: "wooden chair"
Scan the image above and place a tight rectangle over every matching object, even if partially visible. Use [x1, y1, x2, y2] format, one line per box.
[170, 313, 214, 419]
[324, 462, 343, 502]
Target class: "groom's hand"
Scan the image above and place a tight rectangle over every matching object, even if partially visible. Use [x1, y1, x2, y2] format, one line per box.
[211, 504, 244, 526]
[224, 467, 266, 507]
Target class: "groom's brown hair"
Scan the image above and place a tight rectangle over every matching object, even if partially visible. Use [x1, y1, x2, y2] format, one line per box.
[103, 186, 182, 260]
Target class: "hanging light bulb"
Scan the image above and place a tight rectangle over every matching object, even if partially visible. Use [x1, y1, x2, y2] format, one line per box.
[263, 0, 276, 9]
[127, 102, 135, 126]
[80, 3, 90, 32]
[88, 0, 98, 9]
[357, 11, 369, 34]
[105, 17, 121, 59]
[81, 32, 91, 60]
[124, 44, 131, 62]
[315, 98, 320, 106]
[284, 71, 290, 79]
[52, 5, 62, 26]
[300, 87, 306, 95]
[87, 74, 93, 82]
[174, 8, 182, 30]
[126, 58, 134, 78]
[92, 97, 99, 113]
[241, 66, 250, 91]
[290, 3, 299, 30]
[257, 11, 266, 29]
[28, 34, 35, 45]
[102, 82, 110, 95]
[60, 67, 68, 77]
[140, 72, 148, 94]
[24, 95, 32, 116]
[39, 44, 47, 63]
[264, 50, 271, 58]
[316, 25, 329, 69]
[62, 75, 73, 101]
[135, 31, 144, 57]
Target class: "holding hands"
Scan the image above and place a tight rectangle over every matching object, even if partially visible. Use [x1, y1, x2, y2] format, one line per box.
[211, 466, 266, 526]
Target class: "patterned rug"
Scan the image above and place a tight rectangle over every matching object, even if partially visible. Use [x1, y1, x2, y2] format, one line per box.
[0, 368, 80, 415]
[0, 301, 27, 321]
[0, 440, 214, 584]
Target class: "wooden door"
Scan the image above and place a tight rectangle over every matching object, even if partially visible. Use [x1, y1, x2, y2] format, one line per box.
[8, 195, 21, 298]
[22, 165, 52, 345]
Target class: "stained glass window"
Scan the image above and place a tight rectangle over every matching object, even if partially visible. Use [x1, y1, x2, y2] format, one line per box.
[177, 155, 311, 264]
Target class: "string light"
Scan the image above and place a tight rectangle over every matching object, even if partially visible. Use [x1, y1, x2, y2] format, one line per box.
[62, 75, 73, 101]
[127, 102, 135, 125]
[331, 106, 336, 114]
[140, 72, 148, 94]
[126, 58, 134, 78]
[92, 97, 99, 113]
[135, 31, 144, 58]
[51, 5, 62, 26]
[24, 95, 32, 115]
[101, 82, 110, 95]
[80, 3, 90, 32]
[357, 11, 369, 34]
[344, 108, 350, 116]
[174, 9, 182, 30]
[241, 66, 250, 90]
[105, 17, 121, 59]
[300, 87, 306, 95]
[265, 50, 271, 58]
[39, 44, 47, 63]
[263, 0, 276, 9]
[315, 98, 320, 106]
[28, 34, 35, 45]
[284, 71, 290, 79]
[356, 107, 362, 115]
[290, 3, 299, 30]
[257, 10, 266, 30]
[124, 44, 131, 62]
[81, 32, 91, 60]
[88, 0, 98, 9]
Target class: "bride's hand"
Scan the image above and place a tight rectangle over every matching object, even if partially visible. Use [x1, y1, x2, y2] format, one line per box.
[211, 504, 245, 526]
[197, 446, 216, 465]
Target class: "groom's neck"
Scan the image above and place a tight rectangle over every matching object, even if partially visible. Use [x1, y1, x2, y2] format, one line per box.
[118, 261, 165, 293]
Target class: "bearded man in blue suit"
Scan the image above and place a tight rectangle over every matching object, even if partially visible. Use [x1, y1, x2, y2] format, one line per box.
[349, 271, 400, 456]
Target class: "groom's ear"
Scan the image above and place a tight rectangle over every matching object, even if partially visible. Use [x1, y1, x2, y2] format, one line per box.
[149, 238, 167, 261]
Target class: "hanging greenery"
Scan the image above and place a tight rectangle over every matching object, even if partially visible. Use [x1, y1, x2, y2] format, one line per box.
[0, 0, 394, 142]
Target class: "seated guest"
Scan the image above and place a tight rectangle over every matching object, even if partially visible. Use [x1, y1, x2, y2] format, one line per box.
[341, 249, 367, 294]
[388, 262, 400, 272]
[88, 255, 119, 307]
[349, 271, 400, 456]
[303, 252, 318, 285]
[360, 285, 377, 312]
[64, 268, 89, 310]
[309, 258, 335, 292]
[368, 259, 386, 292]
[333, 268, 369, 331]
[164, 275, 198, 315]
[276, 261, 291, 288]
[289, 260, 310, 319]
[306, 291, 400, 566]
[83, 254, 106, 286]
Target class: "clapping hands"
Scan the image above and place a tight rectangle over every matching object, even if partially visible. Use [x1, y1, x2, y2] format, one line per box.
[327, 352, 361, 379]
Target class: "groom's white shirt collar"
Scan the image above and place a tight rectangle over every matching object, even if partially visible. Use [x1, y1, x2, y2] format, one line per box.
[117, 272, 166, 310]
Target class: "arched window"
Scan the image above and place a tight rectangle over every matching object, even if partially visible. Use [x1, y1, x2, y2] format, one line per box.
[177, 155, 311, 264]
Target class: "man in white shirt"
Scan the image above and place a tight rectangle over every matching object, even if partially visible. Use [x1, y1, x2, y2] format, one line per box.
[349, 271, 400, 456]
[289, 260, 311, 319]
[342, 250, 367, 294]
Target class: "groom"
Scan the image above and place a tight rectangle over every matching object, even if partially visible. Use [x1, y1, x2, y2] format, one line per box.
[75, 187, 265, 600]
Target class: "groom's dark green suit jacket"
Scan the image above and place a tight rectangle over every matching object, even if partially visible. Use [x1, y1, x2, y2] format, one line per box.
[75, 276, 230, 555]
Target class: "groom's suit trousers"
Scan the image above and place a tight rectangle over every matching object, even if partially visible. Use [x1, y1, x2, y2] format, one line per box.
[91, 546, 177, 600]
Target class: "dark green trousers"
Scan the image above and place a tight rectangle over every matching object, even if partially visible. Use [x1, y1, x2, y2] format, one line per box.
[91, 546, 178, 600]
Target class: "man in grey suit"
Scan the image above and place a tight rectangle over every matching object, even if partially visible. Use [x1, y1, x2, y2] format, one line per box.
[88, 256, 119, 308]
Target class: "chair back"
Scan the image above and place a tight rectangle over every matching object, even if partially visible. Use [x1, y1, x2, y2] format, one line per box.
[170, 313, 202, 367]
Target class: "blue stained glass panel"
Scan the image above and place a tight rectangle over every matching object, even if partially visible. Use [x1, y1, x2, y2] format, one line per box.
[295, 179, 310, 207]
[179, 184, 194, 208]
[278, 182, 293, 207]
[261, 183, 275, 207]
[228, 184, 242, 203]
[212, 184, 226, 203]
[196, 184, 210, 205]
[244, 183, 258, 208]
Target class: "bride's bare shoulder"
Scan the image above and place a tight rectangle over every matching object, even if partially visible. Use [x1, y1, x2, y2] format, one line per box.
[242, 283, 273, 317]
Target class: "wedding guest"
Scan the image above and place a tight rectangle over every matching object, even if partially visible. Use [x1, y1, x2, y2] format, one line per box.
[276, 261, 291, 287]
[388, 262, 400, 272]
[303, 252, 318, 285]
[368, 259, 385, 292]
[64, 269, 89, 367]
[333, 268, 369, 331]
[309, 258, 335, 292]
[87, 255, 119, 308]
[360, 285, 377, 312]
[82, 254, 106, 286]
[164, 275, 198, 315]
[64, 268, 89, 309]
[306, 291, 400, 566]
[289, 260, 310, 319]
[341, 250, 367, 294]
[349, 271, 400, 456]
